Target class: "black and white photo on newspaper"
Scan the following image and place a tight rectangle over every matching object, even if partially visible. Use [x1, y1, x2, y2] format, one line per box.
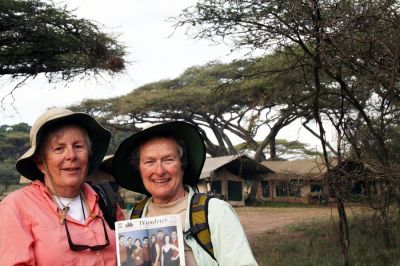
[115, 214, 185, 266]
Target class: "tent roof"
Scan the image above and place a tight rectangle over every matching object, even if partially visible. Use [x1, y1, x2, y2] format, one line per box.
[262, 159, 329, 174]
[261, 158, 334, 180]
[200, 155, 272, 180]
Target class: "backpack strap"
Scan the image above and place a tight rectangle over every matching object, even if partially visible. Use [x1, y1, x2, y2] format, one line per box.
[185, 193, 216, 261]
[130, 197, 150, 219]
[91, 181, 118, 230]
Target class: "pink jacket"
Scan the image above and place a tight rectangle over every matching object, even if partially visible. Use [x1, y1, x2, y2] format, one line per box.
[0, 180, 125, 266]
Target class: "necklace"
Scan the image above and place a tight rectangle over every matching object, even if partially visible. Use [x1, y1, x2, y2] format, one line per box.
[42, 156, 88, 223]
[54, 195, 75, 224]
[54, 193, 87, 224]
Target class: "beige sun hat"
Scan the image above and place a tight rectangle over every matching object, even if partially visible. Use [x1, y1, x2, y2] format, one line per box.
[16, 108, 111, 181]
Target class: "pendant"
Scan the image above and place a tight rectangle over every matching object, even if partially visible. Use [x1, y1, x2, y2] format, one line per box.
[60, 208, 68, 225]
[60, 212, 66, 225]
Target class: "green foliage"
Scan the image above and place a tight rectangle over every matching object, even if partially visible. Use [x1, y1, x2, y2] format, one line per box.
[0, 158, 20, 184]
[0, 123, 30, 182]
[235, 138, 321, 159]
[276, 139, 306, 150]
[107, 129, 136, 154]
[0, 0, 125, 82]
[114, 59, 267, 116]
[72, 56, 309, 158]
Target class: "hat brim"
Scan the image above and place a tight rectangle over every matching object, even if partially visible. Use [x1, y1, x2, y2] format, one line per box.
[16, 113, 111, 181]
[98, 155, 114, 175]
[112, 121, 206, 195]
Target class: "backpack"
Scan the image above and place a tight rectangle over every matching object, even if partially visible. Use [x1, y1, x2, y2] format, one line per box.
[130, 193, 217, 261]
[91, 181, 119, 230]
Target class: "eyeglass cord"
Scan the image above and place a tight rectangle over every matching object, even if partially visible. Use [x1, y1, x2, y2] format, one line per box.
[80, 193, 86, 220]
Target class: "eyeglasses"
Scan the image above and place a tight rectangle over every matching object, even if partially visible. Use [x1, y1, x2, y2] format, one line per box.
[64, 215, 110, 251]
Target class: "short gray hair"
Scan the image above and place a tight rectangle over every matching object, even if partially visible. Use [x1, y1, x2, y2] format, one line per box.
[36, 123, 92, 161]
[129, 136, 187, 171]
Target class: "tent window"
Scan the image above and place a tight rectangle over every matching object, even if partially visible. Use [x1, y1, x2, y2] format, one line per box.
[311, 184, 323, 193]
[211, 180, 222, 194]
[288, 186, 301, 197]
[276, 182, 288, 197]
[261, 181, 270, 197]
[276, 182, 301, 197]
[227, 180, 242, 201]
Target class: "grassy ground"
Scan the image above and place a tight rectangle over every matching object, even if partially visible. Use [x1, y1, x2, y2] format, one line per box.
[251, 212, 400, 266]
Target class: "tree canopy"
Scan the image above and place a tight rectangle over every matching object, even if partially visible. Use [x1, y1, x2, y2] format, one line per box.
[71, 56, 312, 159]
[0, 0, 126, 85]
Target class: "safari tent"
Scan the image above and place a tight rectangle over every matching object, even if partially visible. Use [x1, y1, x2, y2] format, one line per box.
[198, 155, 272, 206]
[261, 159, 329, 203]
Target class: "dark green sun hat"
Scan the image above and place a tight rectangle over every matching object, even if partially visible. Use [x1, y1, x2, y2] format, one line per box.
[112, 121, 206, 195]
[16, 108, 111, 181]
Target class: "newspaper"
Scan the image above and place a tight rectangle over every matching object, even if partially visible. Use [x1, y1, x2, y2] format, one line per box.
[115, 214, 185, 266]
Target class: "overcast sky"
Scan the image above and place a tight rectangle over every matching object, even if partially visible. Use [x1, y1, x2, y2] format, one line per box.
[0, 0, 334, 148]
[0, 0, 243, 125]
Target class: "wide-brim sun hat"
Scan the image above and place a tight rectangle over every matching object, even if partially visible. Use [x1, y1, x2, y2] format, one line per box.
[98, 155, 114, 175]
[16, 108, 111, 181]
[112, 121, 206, 195]
[86, 155, 114, 183]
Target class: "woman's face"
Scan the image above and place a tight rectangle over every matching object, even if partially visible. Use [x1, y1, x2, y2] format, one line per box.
[37, 125, 90, 197]
[151, 235, 156, 243]
[135, 239, 141, 247]
[165, 235, 170, 244]
[139, 137, 185, 204]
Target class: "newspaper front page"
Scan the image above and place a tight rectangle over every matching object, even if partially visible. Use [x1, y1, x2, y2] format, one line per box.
[115, 214, 185, 266]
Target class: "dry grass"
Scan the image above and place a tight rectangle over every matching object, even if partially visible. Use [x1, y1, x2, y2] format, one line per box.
[235, 205, 340, 244]
[236, 205, 400, 266]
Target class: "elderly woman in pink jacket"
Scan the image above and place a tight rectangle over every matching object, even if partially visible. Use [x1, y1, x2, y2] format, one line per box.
[0, 108, 124, 266]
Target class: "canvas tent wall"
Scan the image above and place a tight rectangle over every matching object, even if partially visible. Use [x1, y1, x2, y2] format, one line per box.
[199, 155, 272, 206]
[261, 159, 329, 203]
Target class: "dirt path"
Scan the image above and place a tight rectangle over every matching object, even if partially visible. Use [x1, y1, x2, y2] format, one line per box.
[235, 206, 339, 243]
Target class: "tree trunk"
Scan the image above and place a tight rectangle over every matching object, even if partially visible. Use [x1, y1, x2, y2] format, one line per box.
[381, 182, 392, 248]
[269, 136, 277, 159]
[244, 180, 257, 205]
[337, 200, 350, 266]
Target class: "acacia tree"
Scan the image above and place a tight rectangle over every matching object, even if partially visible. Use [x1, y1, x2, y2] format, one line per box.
[72, 57, 309, 159]
[0, 0, 126, 101]
[73, 59, 263, 156]
[72, 56, 316, 205]
[174, 0, 400, 264]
